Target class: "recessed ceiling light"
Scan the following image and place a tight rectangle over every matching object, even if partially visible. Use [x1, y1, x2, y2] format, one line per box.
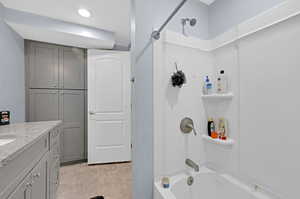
[78, 9, 91, 18]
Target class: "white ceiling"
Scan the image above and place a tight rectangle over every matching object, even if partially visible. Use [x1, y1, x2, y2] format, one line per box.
[0, 0, 131, 47]
[199, 0, 216, 5]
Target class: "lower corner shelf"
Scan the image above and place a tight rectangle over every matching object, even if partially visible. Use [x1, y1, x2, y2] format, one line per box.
[202, 134, 235, 146]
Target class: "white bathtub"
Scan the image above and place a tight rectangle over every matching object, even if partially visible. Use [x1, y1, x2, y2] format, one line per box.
[154, 167, 272, 199]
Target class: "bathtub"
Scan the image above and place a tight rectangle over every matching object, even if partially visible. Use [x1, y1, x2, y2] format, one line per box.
[154, 167, 272, 199]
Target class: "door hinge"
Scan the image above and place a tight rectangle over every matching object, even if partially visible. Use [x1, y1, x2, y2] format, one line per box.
[131, 144, 133, 149]
[131, 77, 135, 83]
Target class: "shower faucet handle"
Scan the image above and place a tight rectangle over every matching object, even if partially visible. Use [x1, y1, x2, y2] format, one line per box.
[187, 124, 197, 136]
[180, 117, 198, 136]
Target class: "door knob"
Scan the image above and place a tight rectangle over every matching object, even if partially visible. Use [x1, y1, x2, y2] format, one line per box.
[89, 111, 96, 115]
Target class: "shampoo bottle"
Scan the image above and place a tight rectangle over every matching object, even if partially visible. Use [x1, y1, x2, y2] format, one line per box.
[208, 118, 218, 138]
[207, 118, 214, 137]
[216, 70, 228, 94]
[218, 118, 228, 140]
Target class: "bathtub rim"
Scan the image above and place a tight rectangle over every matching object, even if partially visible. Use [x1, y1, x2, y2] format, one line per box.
[154, 166, 273, 199]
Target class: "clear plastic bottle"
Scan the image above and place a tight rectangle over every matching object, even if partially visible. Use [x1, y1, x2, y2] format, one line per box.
[216, 70, 228, 94]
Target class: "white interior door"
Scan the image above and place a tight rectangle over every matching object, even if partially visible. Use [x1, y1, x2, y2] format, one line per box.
[88, 50, 131, 164]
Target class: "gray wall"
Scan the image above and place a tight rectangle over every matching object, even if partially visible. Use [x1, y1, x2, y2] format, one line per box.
[156, 0, 209, 39]
[0, 3, 25, 123]
[208, 0, 284, 38]
[132, 0, 154, 198]
[132, 1, 210, 198]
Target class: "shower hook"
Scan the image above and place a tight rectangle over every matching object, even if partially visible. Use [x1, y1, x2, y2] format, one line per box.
[175, 62, 179, 72]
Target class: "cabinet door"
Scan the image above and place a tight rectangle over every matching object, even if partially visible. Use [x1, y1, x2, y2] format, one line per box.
[60, 47, 85, 89]
[28, 42, 59, 89]
[29, 89, 59, 122]
[8, 175, 32, 199]
[49, 158, 60, 199]
[59, 90, 85, 162]
[31, 159, 47, 199]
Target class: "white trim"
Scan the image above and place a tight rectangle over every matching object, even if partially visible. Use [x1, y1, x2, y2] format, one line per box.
[162, 0, 300, 51]
[198, 0, 216, 6]
[153, 36, 166, 181]
[164, 30, 212, 52]
[237, 0, 300, 40]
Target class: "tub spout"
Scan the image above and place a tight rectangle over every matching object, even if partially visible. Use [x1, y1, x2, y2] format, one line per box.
[185, 158, 199, 172]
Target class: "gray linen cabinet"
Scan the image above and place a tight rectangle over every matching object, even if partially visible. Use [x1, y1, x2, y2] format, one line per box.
[26, 41, 87, 163]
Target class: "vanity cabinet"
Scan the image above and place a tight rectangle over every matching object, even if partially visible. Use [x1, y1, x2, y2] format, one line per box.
[8, 156, 49, 199]
[0, 123, 61, 199]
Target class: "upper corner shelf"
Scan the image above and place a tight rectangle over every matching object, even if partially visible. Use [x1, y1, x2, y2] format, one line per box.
[201, 93, 234, 100]
[202, 134, 235, 147]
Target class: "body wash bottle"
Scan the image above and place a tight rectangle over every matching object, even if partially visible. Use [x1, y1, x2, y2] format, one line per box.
[203, 76, 213, 95]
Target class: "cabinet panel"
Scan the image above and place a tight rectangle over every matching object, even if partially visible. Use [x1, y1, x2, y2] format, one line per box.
[31, 159, 47, 199]
[60, 47, 86, 89]
[49, 127, 61, 199]
[49, 158, 60, 199]
[7, 172, 32, 199]
[29, 90, 59, 122]
[60, 90, 85, 162]
[28, 42, 59, 89]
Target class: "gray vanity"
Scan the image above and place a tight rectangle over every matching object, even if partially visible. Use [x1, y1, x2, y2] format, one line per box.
[0, 121, 61, 199]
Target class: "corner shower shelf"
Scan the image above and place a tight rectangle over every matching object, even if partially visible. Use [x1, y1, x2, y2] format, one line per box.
[201, 93, 234, 100]
[202, 135, 235, 146]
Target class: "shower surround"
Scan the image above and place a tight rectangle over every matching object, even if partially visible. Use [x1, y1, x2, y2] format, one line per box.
[153, 1, 300, 199]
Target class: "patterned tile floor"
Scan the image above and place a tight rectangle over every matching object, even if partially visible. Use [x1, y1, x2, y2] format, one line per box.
[57, 162, 132, 199]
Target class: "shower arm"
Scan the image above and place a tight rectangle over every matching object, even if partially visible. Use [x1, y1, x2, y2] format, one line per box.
[151, 0, 188, 40]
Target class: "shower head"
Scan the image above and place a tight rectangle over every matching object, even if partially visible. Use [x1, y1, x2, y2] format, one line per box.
[181, 18, 197, 26]
[181, 18, 197, 36]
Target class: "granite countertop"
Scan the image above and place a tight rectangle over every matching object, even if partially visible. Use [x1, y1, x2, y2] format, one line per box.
[0, 121, 61, 167]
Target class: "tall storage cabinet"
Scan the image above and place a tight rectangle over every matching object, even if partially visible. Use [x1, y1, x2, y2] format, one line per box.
[26, 41, 87, 163]
[59, 90, 85, 162]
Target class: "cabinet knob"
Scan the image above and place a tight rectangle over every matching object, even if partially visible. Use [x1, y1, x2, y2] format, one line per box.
[89, 111, 96, 115]
[33, 173, 41, 178]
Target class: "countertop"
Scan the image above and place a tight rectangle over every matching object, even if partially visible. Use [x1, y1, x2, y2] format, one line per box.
[0, 121, 61, 167]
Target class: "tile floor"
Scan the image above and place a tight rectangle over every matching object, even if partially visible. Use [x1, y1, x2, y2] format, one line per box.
[57, 162, 132, 199]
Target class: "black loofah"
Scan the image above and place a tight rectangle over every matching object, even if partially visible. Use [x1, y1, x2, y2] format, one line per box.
[171, 70, 186, 88]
